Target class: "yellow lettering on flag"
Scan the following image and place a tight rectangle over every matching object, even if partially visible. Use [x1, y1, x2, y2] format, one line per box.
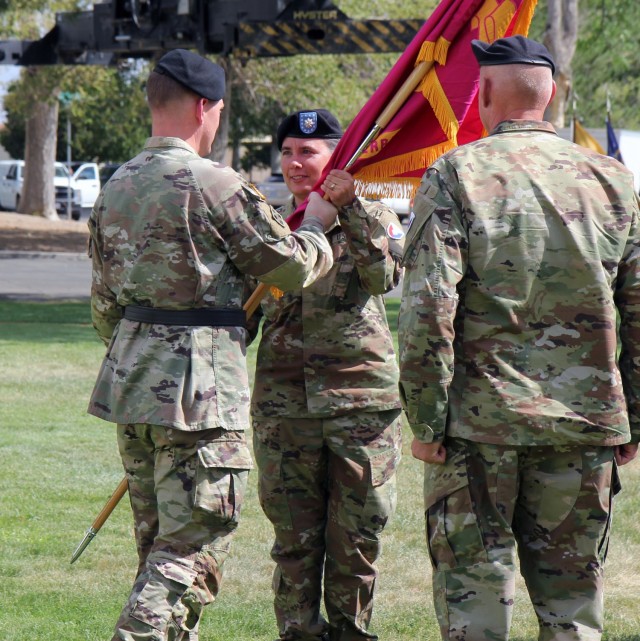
[358, 130, 400, 160]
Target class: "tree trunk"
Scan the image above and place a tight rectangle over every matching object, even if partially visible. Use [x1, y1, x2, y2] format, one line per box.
[543, 0, 579, 128]
[20, 67, 61, 219]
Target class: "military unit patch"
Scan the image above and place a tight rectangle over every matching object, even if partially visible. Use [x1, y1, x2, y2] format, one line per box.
[386, 222, 405, 240]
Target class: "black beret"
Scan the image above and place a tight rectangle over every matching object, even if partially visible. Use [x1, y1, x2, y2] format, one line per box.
[153, 49, 225, 101]
[276, 109, 343, 151]
[471, 35, 555, 75]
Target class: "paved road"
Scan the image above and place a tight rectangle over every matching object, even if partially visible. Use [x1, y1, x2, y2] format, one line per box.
[0, 250, 404, 302]
[0, 250, 91, 301]
[0, 204, 408, 301]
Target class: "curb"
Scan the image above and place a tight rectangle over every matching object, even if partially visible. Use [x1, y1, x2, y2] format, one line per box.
[0, 250, 88, 260]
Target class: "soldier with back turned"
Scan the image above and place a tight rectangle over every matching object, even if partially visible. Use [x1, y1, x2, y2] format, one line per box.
[399, 35, 640, 641]
[87, 50, 337, 641]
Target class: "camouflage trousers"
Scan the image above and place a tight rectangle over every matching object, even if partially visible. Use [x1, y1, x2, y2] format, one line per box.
[424, 438, 619, 641]
[252, 409, 402, 641]
[112, 423, 252, 641]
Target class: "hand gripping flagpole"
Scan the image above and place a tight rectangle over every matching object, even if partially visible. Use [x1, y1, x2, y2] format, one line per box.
[247, 59, 436, 317]
[72, 58, 436, 565]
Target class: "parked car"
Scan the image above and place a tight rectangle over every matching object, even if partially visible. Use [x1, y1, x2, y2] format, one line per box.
[0, 160, 99, 220]
[255, 173, 291, 207]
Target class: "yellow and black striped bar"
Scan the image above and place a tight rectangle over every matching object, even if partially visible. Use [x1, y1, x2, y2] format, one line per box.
[235, 19, 423, 58]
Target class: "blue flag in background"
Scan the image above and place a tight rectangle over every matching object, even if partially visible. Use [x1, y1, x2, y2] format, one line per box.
[607, 115, 624, 163]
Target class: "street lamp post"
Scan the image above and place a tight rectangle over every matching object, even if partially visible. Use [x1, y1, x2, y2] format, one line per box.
[66, 111, 72, 220]
[58, 91, 80, 220]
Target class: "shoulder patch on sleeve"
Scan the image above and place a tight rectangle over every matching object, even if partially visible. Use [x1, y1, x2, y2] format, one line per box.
[386, 221, 405, 240]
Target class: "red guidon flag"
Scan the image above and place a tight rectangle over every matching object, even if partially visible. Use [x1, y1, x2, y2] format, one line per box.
[286, 0, 539, 229]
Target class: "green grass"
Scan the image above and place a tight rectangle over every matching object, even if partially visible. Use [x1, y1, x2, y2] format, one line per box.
[1, 300, 639, 640]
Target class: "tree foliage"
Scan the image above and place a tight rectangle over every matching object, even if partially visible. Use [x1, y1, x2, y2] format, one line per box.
[58, 65, 150, 162]
[529, 0, 640, 129]
[572, 0, 640, 129]
[2, 0, 640, 183]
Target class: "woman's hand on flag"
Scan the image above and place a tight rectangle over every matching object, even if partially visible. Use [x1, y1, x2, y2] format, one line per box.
[322, 169, 357, 209]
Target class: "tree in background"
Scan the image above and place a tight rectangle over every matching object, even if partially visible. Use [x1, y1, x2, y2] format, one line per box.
[58, 64, 150, 162]
[572, 0, 640, 128]
[0, 0, 80, 218]
[542, 0, 579, 128]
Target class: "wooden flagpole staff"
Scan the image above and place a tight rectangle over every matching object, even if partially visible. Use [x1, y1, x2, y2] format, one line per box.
[71, 58, 436, 564]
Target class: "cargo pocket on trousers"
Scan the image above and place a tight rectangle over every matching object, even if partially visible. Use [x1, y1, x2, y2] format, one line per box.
[193, 439, 253, 526]
[130, 565, 196, 633]
[424, 446, 486, 572]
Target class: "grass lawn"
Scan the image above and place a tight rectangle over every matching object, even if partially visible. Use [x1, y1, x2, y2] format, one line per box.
[1, 299, 639, 640]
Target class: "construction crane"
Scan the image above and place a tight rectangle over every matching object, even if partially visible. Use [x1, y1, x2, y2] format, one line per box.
[0, 0, 422, 65]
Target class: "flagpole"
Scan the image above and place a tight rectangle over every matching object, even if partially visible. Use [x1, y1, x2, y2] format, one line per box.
[72, 54, 440, 559]
[345, 60, 435, 170]
[70, 283, 268, 563]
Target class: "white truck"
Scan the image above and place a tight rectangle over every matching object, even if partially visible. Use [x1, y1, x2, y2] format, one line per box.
[0, 160, 100, 219]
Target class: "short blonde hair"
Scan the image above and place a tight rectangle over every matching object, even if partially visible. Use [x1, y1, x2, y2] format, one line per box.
[146, 70, 198, 110]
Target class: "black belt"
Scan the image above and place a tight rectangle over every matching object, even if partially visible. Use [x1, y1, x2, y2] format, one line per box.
[124, 305, 246, 328]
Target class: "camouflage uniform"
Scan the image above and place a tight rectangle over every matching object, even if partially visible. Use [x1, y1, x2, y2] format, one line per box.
[88, 136, 333, 641]
[250, 196, 404, 641]
[398, 120, 640, 641]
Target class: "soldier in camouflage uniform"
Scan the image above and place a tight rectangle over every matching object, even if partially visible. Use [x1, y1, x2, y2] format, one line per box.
[398, 36, 640, 641]
[249, 110, 405, 641]
[87, 51, 337, 641]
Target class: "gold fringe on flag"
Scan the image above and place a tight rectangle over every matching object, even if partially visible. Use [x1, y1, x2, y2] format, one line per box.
[416, 37, 452, 66]
[419, 68, 460, 142]
[354, 177, 423, 201]
[353, 139, 456, 200]
[354, 141, 455, 182]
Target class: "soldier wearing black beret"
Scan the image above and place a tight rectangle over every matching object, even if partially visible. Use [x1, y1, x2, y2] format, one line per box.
[400, 33, 639, 641]
[89, 50, 339, 641]
[153, 48, 226, 101]
[275, 108, 343, 151]
[471, 34, 556, 74]
[250, 105, 405, 641]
